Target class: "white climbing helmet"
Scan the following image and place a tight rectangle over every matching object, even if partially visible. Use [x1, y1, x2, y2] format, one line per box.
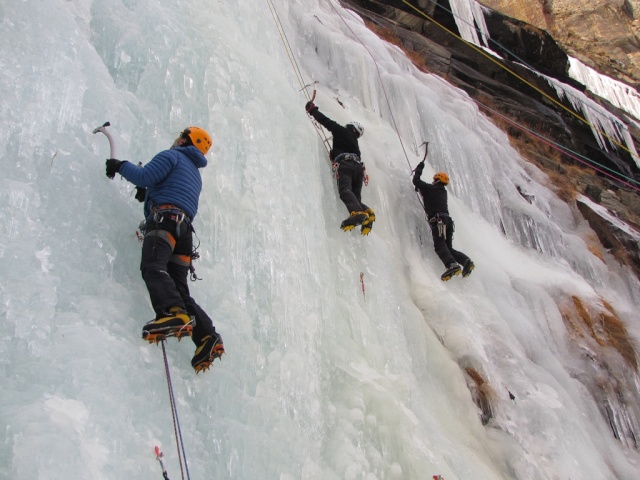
[346, 121, 364, 138]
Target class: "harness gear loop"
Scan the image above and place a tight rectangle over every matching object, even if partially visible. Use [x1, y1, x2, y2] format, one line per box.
[430, 213, 449, 239]
[437, 218, 446, 239]
[188, 227, 202, 281]
[175, 213, 185, 238]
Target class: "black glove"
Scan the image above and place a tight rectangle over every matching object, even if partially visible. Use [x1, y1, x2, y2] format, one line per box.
[305, 101, 318, 114]
[415, 161, 425, 174]
[105, 159, 124, 179]
[134, 186, 146, 202]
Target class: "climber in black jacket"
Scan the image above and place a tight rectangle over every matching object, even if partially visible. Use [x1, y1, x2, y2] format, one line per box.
[306, 101, 376, 235]
[413, 161, 474, 281]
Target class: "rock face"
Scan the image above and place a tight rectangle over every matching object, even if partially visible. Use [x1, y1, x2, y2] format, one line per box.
[479, 0, 640, 87]
[577, 195, 640, 273]
[343, 0, 640, 280]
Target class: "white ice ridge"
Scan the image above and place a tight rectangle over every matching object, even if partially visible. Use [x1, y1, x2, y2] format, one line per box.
[543, 72, 640, 168]
[569, 56, 640, 122]
[450, 1, 640, 168]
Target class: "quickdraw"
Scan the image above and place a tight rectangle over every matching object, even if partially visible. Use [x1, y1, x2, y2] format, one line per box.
[331, 161, 339, 180]
[154, 446, 170, 480]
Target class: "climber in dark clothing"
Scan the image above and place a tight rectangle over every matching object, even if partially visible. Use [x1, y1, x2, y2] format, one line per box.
[305, 101, 376, 235]
[413, 161, 474, 281]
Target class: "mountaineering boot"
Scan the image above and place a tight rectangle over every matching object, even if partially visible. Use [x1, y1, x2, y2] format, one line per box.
[360, 208, 376, 235]
[142, 306, 194, 343]
[462, 259, 475, 278]
[340, 211, 369, 232]
[441, 263, 462, 281]
[192, 333, 225, 373]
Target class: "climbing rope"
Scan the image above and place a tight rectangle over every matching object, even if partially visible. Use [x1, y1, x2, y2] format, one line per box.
[339, 0, 639, 191]
[325, 0, 428, 215]
[398, 0, 640, 174]
[476, 100, 640, 190]
[160, 340, 191, 480]
[380, 10, 640, 191]
[265, 0, 332, 156]
[325, 0, 414, 172]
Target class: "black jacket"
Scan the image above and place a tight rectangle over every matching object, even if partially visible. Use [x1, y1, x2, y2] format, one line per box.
[309, 109, 360, 158]
[413, 164, 448, 218]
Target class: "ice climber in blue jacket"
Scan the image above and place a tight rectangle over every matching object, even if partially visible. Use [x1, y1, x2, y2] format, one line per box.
[106, 126, 224, 373]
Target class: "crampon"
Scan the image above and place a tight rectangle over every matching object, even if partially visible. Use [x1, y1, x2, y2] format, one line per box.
[143, 324, 194, 344]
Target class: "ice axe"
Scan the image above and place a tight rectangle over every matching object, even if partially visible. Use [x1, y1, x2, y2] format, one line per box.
[411, 141, 430, 174]
[419, 141, 429, 162]
[300, 80, 318, 103]
[92, 121, 116, 159]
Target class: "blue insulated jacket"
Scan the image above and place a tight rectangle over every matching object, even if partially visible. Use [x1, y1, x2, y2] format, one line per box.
[119, 145, 207, 220]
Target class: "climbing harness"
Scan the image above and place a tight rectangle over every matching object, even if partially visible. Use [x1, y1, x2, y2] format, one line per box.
[334, 153, 361, 164]
[149, 204, 202, 281]
[333, 153, 369, 186]
[153, 207, 187, 240]
[160, 340, 191, 480]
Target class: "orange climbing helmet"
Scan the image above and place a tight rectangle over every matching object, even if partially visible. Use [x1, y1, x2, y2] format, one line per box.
[433, 172, 449, 185]
[182, 126, 212, 155]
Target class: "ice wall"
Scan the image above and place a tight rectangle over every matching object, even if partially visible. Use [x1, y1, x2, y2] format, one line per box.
[1, 1, 640, 479]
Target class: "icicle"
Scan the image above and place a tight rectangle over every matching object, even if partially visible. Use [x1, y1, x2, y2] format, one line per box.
[542, 73, 640, 167]
[449, 0, 491, 47]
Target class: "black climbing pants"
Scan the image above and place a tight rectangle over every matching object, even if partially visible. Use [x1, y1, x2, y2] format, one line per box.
[336, 156, 369, 213]
[140, 209, 216, 345]
[430, 215, 470, 267]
